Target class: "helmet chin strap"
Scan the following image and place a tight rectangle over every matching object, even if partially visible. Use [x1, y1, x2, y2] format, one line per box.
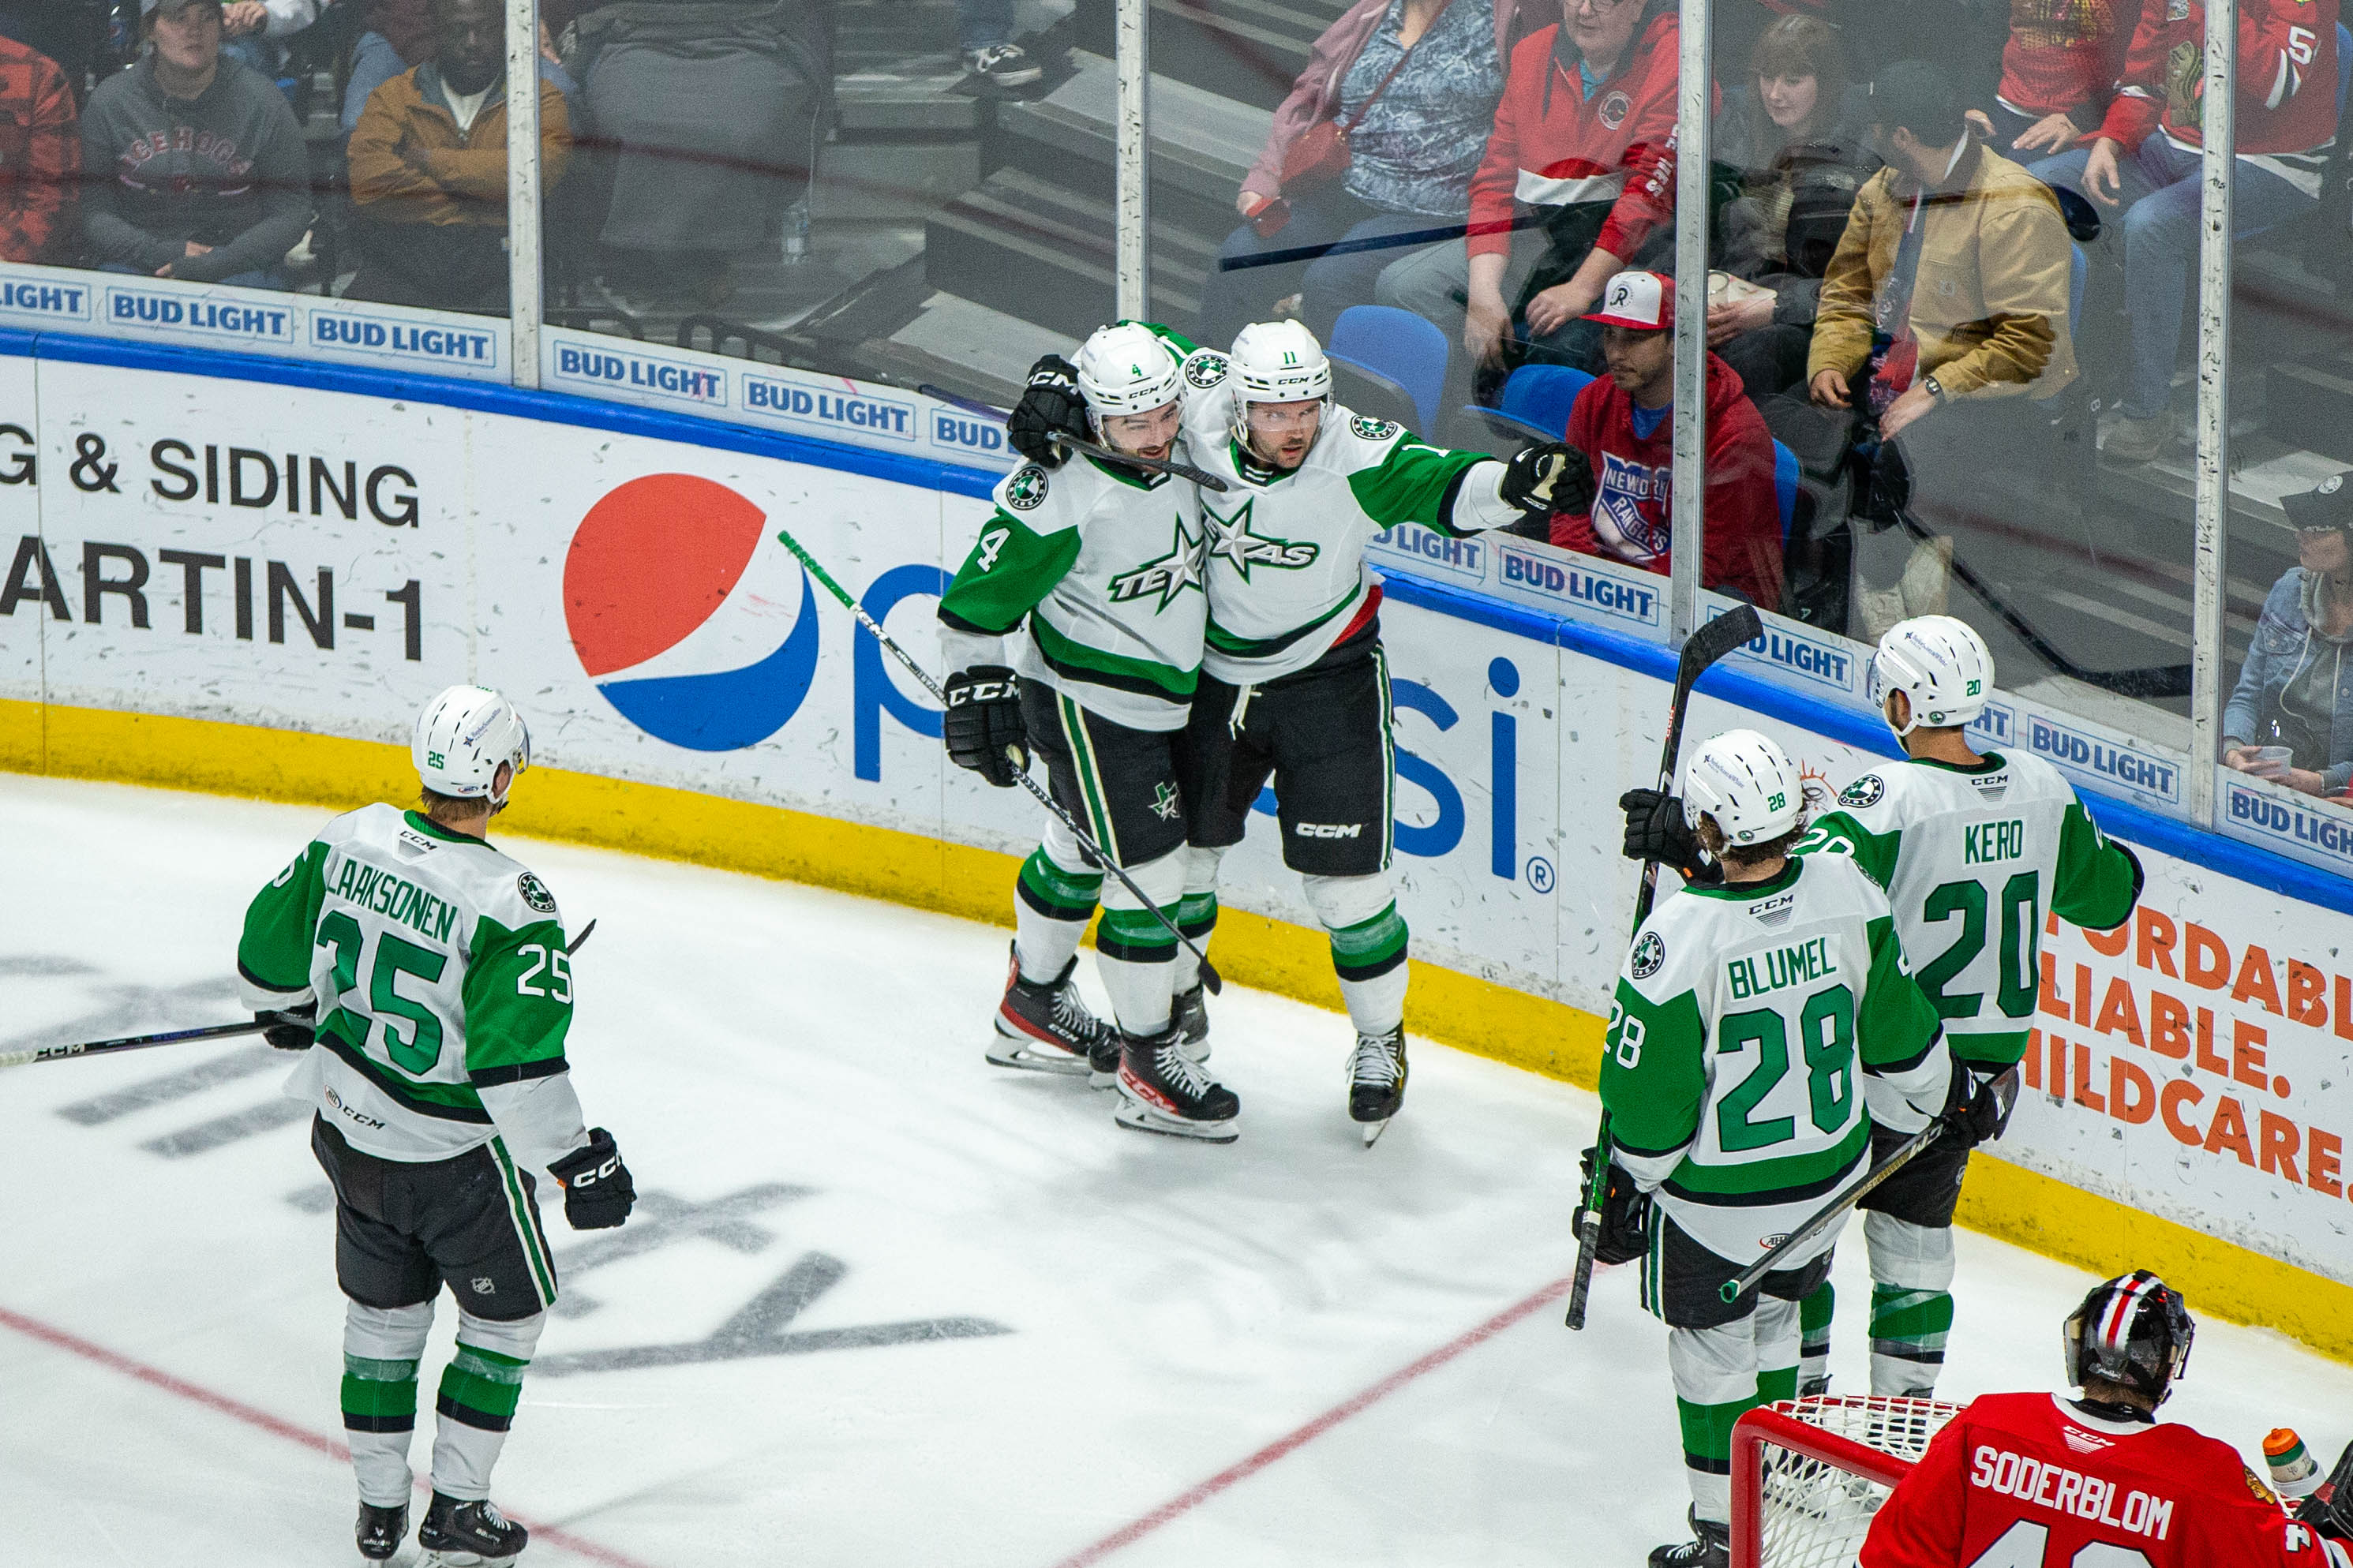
[1884, 690, 1923, 739]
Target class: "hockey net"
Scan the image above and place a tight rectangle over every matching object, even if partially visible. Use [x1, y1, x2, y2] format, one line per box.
[1731, 1395, 1964, 1568]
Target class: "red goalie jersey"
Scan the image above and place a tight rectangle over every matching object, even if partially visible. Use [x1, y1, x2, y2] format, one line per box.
[1862, 1392, 2352, 1568]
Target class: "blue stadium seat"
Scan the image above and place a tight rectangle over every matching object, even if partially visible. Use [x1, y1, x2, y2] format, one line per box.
[1327, 306, 1451, 433]
[1772, 439, 1797, 541]
[1466, 364, 1597, 444]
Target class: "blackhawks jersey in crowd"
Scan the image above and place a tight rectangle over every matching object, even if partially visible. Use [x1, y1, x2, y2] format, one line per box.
[238, 804, 589, 1174]
[1795, 753, 2143, 1075]
[1160, 335, 1523, 684]
[1862, 1391, 2352, 1568]
[1601, 854, 1950, 1265]
[937, 378, 1207, 732]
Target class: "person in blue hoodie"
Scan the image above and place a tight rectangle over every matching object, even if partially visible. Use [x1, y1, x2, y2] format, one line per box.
[2224, 473, 2353, 800]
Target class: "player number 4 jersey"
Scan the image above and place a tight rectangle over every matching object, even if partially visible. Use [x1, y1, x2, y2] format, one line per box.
[1862, 1391, 2351, 1568]
[238, 803, 588, 1173]
[1600, 854, 1950, 1264]
[1795, 754, 2143, 1073]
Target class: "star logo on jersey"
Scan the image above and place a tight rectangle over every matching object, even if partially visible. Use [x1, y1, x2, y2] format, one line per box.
[518, 873, 557, 915]
[1106, 516, 1207, 611]
[1183, 351, 1227, 390]
[1348, 414, 1400, 442]
[1632, 931, 1665, 979]
[1005, 465, 1051, 511]
[1839, 774, 1885, 807]
[1150, 781, 1181, 821]
[1202, 498, 1320, 580]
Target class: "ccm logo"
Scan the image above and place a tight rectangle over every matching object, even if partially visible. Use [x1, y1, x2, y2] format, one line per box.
[1294, 821, 1363, 839]
[571, 1156, 620, 1188]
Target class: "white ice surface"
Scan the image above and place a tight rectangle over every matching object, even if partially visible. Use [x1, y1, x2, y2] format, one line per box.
[0, 774, 2348, 1568]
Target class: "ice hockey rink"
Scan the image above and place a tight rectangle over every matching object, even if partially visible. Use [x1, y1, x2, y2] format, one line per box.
[4, 774, 2350, 1568]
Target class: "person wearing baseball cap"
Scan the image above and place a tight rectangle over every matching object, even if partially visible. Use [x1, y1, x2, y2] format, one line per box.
[1546, 270, 1785, 610]
[82, 0, 310, 286]
[2222, 473, 2353, 799]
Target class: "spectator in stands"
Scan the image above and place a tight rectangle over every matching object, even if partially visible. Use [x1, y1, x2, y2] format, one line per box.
[1978, 0, 2145, 155]
[2222, 473, 2353, 800]
[343, 0, 435, 132]
[572, 0, 823, 310]
[346, 0, 569, 312]
[1710, 15, 1875, 403]
[0, 32, 78, 263]
[1201, 0, 1531, 348]
[1377, 0, 1685, 397]
[81, 0, 312, 287]
[1549, 271, 1785, 607]
[957, 0, 1040, 90]
[1717, 0, 2007, 99]
[1808, 62, 2076, 639]
[219, 1, 317, 80]
[2030, 1, 2339, 465]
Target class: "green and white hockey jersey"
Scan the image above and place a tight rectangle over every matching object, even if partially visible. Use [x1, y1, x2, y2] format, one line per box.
[1169, 345, 1523, 683]
[1600, 855, 1950, 1266]
[238, 804, 590, 1175]
[1793, 753, 2143, 1072]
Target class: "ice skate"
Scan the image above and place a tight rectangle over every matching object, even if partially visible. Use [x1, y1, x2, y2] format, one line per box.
[1347, 1025, 1407, 1146]
[987, 943, 1122, 1080]
[1171, 981, 1211, 1062]
[1115, 1024, 1240, 1142]
[416, 1491, 526, 1565]
[356, 1501, 407, 1562]
[1647, 1508, 1729, 1568]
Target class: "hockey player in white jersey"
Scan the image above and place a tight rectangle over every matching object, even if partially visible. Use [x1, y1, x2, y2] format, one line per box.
[1619, 616, 2144, 1399]
[1010, 319, 1582, 1140]
[1595, 729, 1956, 1567]
[238, 686, 636, 1565]
[940, 322, 1242, 1140]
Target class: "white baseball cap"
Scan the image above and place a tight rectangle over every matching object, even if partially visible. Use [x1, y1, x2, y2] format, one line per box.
[1583, 271, 1676, 331]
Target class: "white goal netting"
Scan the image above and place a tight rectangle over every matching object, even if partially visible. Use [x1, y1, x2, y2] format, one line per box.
[1744, 1395, 1963, 1568]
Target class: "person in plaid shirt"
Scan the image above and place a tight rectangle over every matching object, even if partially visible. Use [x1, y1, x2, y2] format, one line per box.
[0, 32, 76, 263]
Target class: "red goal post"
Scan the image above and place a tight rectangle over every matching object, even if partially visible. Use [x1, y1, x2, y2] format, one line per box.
[1733, 1395, 1965, 1568]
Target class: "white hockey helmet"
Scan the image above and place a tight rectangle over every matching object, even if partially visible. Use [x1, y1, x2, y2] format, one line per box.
[1075, 322, 1185, 427]
[414, 685, 531, 807]
[1683, 728, 1804, 848]
[1870, 614, 1993, 736]
[1227, 319, 1332, 447]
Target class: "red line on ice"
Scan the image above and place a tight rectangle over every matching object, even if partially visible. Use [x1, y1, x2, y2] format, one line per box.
[0, 1304, 658, 1568]
[1047, 1273, 1575, 1568]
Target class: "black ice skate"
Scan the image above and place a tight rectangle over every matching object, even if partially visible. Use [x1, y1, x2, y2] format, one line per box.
[417, 1491, 527, 1565]
[1347, 1025, 1407, 1146]
[1115, 1025, 1240, 1142]
[987, 943, 1122, 1082]
[355, 1500, 407, 1562]
[1171, 981, 1211, 1062]
[1647, 1508, 1729, 1568]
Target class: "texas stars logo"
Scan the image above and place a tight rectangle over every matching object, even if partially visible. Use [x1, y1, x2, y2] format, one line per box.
[1348, 414, 1400, 441]
[1005, 465, 1050, 511]
[1202, 498, 1319, 580]
[1107, 516, 1207, 610]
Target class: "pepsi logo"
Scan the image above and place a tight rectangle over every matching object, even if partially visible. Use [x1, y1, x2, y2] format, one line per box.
[564, 473, 820, 752]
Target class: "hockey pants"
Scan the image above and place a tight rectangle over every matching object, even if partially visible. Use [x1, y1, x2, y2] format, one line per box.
[342, 1297, 546, 1506]
[1172, 846, 1410, 1035]
[1797, 1211, 1956, 1396]
[1671, 1298, 1801, 1525]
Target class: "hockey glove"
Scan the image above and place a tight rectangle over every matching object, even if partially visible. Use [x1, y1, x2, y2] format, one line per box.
[943, 666, 1029, 788]
[1619, 788, 1714, 881]
[260, 1001, 316, 1052]
[1499, 442, 1594, 516]
[1007, 354, 1090, 469]
[1939, 1061, 2020, 1148]
[549, 1128, 635, 1230]
[2295, 1439, 2353, 1540]
[1578, 1143, 1652, 1267]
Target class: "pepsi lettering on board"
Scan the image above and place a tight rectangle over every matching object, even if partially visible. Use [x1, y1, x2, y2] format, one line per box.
[742, 376, 916, 442]
[310, 309, 498, 367]
[553, 345, 726, 406]
[2225, 780, 2353, 867]
[1371, 523, 1484, 583]
[0, 275, 90, 320]
[106, 287, 293, 343]
[2027, 714, 2180, 803]
[1494, 544, 1660, 627]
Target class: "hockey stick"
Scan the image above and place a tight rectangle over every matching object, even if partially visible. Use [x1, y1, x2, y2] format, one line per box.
[1567, 602, 1765, 1331]
[774, 526, 1223, 994]
[567, 919, 597, 956]
[1716, 1065, 2018, 1304]
[0, 1015, 290, 1072]
[918, 384, 1232, 493]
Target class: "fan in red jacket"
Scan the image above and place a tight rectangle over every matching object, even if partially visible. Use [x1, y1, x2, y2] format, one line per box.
[1861, 1270, 2353, 1568]
[1547, 271, 1784, 610]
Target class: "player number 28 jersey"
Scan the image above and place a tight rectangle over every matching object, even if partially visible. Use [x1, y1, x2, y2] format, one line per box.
[1601, 854, 1950, 1263]
[1795, 754, 2143, 1072]
[238, 803, 583, 1169]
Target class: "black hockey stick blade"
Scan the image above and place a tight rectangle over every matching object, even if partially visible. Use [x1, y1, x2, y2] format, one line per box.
[916, 383, 1231, 492]
[1677, 604, 1763, 698]
[566, 919, 598, 956]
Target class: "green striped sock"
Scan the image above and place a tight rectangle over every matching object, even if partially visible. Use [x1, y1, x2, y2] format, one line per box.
[1018, 850, 1102, 921]
[1327, 901, 1408, 981]
[343, 1355, 419, 1432]
[437, 1343, 529, 1433]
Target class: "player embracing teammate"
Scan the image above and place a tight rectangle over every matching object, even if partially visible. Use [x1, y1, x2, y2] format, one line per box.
[961, 318, 1578, 1141]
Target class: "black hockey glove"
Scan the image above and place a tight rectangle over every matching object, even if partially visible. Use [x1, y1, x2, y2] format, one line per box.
[1007, 354, 1090, 469]
[2295, 1438, 2353, 1540]
[1499, 442, 1594, 516]
[1939, 1060, 2020, 1149]
[1578, 1143, 1652, 1267]
[1619, 788, 1714, 882]
[549, 1128, 635, 1230]
[943, 665, 1029, 788]
[260, 1001, 316, 1052]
